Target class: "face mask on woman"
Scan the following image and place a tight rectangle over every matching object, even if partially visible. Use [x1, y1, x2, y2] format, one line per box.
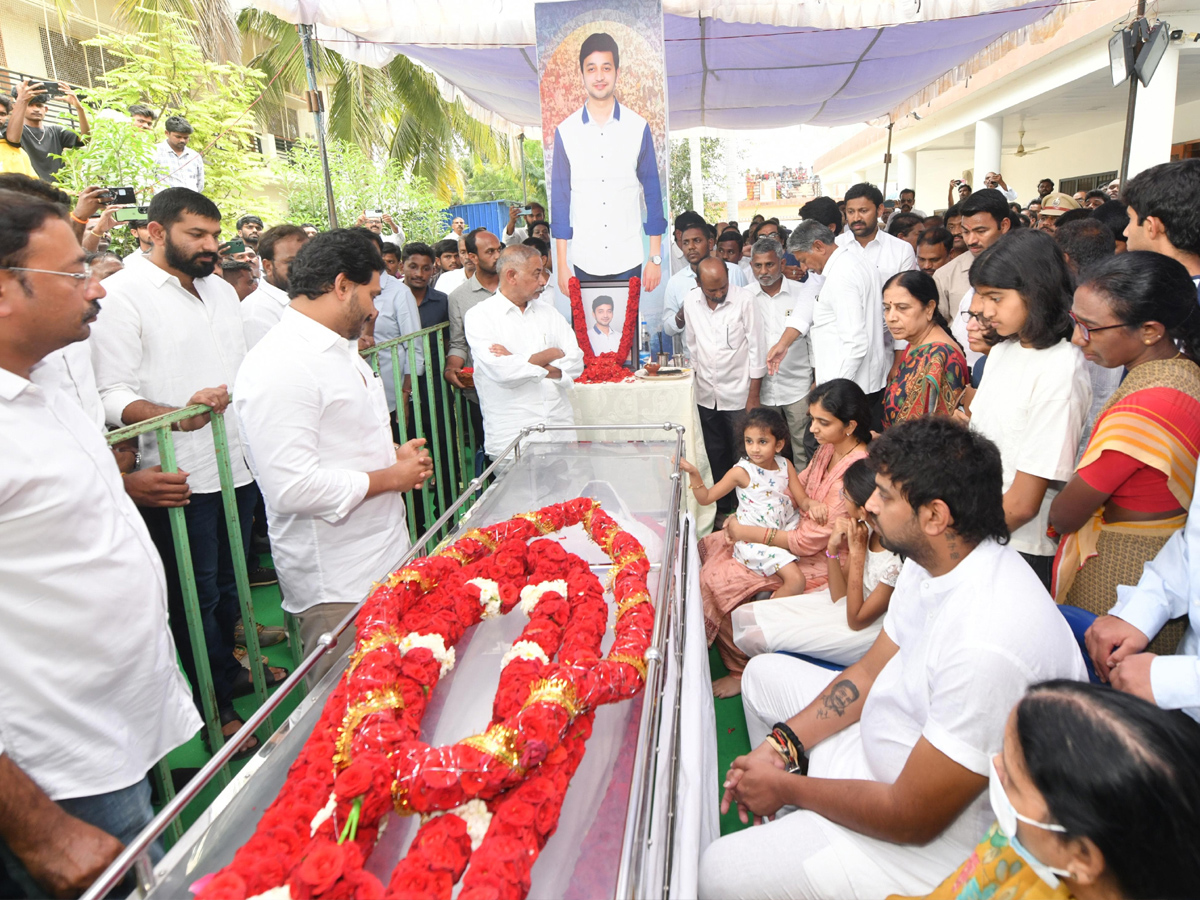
[989, 757, 1074, 888]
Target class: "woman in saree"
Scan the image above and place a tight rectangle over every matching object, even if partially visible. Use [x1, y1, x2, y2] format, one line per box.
[699, 378, 871, 696]
[881, 270, 969, 427]
[1049, 252, 1200, 654]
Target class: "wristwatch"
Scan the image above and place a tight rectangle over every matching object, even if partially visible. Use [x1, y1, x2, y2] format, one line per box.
[649, 254, 662, 265]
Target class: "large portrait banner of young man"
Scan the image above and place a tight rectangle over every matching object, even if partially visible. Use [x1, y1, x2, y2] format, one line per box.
[536, 0, 670, 361]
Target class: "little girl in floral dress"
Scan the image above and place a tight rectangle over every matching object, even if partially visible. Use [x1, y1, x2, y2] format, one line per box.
[680, 408, 806, 598]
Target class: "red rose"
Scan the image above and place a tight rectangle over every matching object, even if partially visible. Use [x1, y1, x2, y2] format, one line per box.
[297, 842, 344, 895]
[344, 869, 385, 900]
[196, 871, 247, 900]
[334, 759, 374, 800]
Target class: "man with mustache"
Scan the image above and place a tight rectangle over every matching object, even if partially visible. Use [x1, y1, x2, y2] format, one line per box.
[835, 182, 917, 282]
[91, 187, 287, 751]
[0, 190, 201, 897]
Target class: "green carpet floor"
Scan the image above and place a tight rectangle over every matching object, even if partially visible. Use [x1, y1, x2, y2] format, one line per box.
[709, 645, 752, 837]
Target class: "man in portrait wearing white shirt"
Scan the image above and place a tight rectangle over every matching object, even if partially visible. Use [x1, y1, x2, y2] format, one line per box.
[771, 220, 889, 428]
[588, 294, 622, 355]
[551, 32, 666, 295]
[241, 223, 309, 349]
[153, 115, 204, 194]
[234, 230, 432, 683]
[466, 244, 584, 465]
[682, 257, 766, 514]
[0, 190, 201, 898]
[748, 238, 817, 465]
[91, 187, 287, 741]
[836, 182, 917, 282]
[662, 213, 747, 349]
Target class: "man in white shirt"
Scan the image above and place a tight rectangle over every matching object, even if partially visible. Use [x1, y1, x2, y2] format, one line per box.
[551, 32, 665, 294]
[241, 223, 309, 349]
[443, 216, 466, 242]
[747, 239, 817, 465]
[700, 418, 1087, 899]
[771, 221, 889, 427]
[835, 182, 918, 282]
[0, 190, 200, 897]
[234, 230, 432, 683]
[682, 258, 766, 513]
[153, 115, 204, 193]
[587, 294, 623, 354]
[662, 213, 746, 347]
[465, 244, 584, 463]
[502, 201, 545, 246]
[90, 187, 286, 737]
[939, 190, 1012, 362]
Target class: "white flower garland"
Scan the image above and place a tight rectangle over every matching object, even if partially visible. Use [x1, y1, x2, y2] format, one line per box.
[500, 640, 551, 669]
[397, 632, 456, 676]
[247, 887, 294, 900]
[309, 791, 337, 837]
[518, 579, 569, 616]
[422, 799, 493, 851]
[466, 578, 502, 619]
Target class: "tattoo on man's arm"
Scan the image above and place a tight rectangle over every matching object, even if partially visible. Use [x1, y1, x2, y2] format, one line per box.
[815, 679, 861, 719]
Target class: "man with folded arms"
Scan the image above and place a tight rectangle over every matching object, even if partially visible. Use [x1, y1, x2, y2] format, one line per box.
[0, 190, 199, 897]
[234, 230, 432, 683]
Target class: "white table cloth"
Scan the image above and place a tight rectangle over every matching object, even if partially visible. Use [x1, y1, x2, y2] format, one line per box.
[570, 373, 715, 535]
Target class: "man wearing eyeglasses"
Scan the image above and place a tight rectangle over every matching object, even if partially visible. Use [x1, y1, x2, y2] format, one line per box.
[0, 190, 201, 897]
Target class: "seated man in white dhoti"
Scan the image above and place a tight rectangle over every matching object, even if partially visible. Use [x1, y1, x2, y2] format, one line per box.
[699, 418, 1088, 900]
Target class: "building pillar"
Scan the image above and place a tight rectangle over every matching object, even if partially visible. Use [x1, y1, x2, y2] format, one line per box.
[973, 117, 1003, 189]
[897, 150, 916, 197]
[689, 134, 703, 215]
[1127, 43, 1180, 180]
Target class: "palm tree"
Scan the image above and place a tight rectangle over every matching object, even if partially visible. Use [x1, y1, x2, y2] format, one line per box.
[237, 8, 508, 201]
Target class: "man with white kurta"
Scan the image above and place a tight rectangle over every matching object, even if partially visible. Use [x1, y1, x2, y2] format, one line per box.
[682, 257, 767, 515]
[240, 224, 309, 349]
[0, 191, 200, 898]
[234, 230, 432, 683]
[465, 244, 584, 466]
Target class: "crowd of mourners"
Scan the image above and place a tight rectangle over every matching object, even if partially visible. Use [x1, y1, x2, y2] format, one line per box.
[2, 107, 1200, 900]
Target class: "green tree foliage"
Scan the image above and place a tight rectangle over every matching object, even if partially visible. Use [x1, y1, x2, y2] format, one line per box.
[669, 137, 726, 223]
[55, 10, 266, 217]
[276, 139, 447, 243]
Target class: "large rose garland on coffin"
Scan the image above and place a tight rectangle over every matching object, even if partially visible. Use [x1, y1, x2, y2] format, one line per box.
[193, 498, 653, 900]
[569, 276, 640, 384]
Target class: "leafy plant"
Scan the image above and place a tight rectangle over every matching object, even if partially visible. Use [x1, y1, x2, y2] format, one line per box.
[55, 9, 267, 220]
[275, 139, 448, 242]
[669, 136, 727, 224]
[452, 139, 546, 208]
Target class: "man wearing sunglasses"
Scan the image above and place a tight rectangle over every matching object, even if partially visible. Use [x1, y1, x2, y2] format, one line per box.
[0, 190, 201, 897]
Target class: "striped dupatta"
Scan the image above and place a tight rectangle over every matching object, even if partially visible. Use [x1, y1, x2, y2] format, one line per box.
[1052, 357, 1200, 600]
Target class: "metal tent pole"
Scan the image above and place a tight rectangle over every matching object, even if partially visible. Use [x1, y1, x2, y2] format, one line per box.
[1118, 0, 1148, 187]
[298, 23, 339, 228]
[882, 120, 894, 198]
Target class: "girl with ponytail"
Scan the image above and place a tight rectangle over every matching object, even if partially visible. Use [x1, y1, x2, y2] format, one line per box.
[880, 269, 970, 426]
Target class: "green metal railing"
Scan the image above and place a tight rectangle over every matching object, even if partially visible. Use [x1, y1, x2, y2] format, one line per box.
[107, 321, 480, 836]
[360, 321, 479, 553]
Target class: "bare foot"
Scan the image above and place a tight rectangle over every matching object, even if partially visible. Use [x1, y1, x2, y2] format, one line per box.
[713, 674, 742, 698]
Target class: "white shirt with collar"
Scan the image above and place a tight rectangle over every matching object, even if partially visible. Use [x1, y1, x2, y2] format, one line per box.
[241, 278, 291, 350]
[834, 228, 918, 282]
[153, 141, 205, 193]
[863, 539, 1087, 868]
[661, 260, 747, 337]
[465, 292, 585, 458]
[233, 308, 410, 614]
[90, 254, 254, 494]
[0, 367, 200, 800]
[434, 267, 468, 297]
[809, 245, 889, 393]
[374, 274, 424, 413]
[683, 281, 767, 410]
[750, 275, 818, 407]
[28, 339, 105, 431]
[588, 323, 623, 355]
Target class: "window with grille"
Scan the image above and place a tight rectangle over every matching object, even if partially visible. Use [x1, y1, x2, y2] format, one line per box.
[1059, 171, 1118, 196]
[267, 107, 300, 141]
[38, 27, 122, 89]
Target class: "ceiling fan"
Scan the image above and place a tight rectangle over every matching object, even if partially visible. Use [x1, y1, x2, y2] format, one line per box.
[1010, 130, 1049, 157]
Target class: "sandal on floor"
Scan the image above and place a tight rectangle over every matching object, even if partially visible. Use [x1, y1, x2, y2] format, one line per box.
[232, 663, 290, 697]
[213, 708, 260, 762]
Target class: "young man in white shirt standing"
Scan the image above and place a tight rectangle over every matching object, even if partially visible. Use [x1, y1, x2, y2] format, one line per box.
[153, 115, 204, 194]
[681, 257, 766, 514]
[747, 238, 816, 465]
[770, 221, 889, 429]
[91, 187, 285, 743]
[835, 182, 918, 282]
[241, 223, 309, 349]
[0, 191, 201, 897]
[700, 418, 1087, 899]
[465, 244, 584, 466]
[234, 230, 432, 683]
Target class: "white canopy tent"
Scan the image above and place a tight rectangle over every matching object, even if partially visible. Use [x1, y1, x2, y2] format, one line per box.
[253, 0, 1067, 134]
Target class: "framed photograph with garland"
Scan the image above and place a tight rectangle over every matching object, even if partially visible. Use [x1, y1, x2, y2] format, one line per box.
[569, 277, 640, 383]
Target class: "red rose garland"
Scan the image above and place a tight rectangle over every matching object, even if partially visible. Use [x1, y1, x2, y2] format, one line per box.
[570, 276, 640, 384]
[196, 499, 653, 900]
